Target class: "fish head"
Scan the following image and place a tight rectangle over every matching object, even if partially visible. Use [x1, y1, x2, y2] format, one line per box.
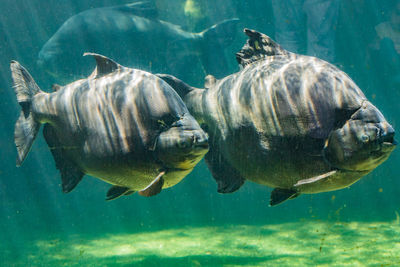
[37, 40, 87, 84]
[154, 113, 209, 171]
[37, 40, 63, 70]
[324, 101, 396, 172]
[37, 45, 71, 84]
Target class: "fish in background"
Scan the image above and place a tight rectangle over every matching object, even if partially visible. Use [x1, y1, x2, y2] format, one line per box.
[37, 1, 238, 85]
[11, 53, 208, 200]
[158, 29, 397, 206]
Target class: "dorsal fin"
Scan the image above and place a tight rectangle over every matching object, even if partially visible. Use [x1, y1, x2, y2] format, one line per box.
[84, 53, 123, 78]
[204, 75, 216, 89]
[113, 1, 158, 19]
[156, 74, 195, 98]
[236, 28, 291, 67]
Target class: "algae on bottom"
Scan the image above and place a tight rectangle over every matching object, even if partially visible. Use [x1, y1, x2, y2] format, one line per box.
[5, 221, 400, 266]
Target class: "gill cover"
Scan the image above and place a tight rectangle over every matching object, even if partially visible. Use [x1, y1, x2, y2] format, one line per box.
[324, 101, 396, 172]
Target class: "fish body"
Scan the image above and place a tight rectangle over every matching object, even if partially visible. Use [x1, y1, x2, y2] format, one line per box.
[37, 1, 238, 84]
[11, 53, 208, 199]
[158, 29, 396, 205]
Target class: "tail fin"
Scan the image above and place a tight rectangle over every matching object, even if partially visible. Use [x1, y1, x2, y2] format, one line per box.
[10, 61, 42, 166]
[201, 18, 239, 47]
[199, 18, 239, 78]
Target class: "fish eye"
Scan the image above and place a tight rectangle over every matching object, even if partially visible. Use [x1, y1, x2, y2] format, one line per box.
[361, 135, 369, 143]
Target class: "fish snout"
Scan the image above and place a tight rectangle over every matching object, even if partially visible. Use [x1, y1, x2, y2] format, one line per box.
[192, 131, 209, 150]
[379, 123, 397, 149]
[37, 50, 55, 66]
[177, 131, 208, 151]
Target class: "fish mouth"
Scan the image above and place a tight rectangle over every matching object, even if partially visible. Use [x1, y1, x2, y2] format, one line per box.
[380, 125, 396, 144]
[376, 126, 396, 152]
[194, 141, 209, 149]
[381, 141, 397, 154]
[380, 134, 396, 152]
[192, 133, 209, 150]
[368, 141, 395, 161]
[383, 141, 397, 147]
[192, 142, 209, 155]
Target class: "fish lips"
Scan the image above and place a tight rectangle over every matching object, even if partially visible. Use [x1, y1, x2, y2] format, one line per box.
[378, 126, 396, 152]
[381, 140, 397, 152]
[155, 128, 209, 162]
[193, 135, 209, 150]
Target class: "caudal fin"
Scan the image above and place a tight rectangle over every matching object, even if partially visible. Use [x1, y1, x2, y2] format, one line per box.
[201, 18, 239, 47]
[199, 18, 239, 77]
[10, 61, 42, 166]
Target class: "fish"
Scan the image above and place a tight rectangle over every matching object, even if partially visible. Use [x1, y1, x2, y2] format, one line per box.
[157, 29, 397, 206]
[11, 53, 209, 200]
[37, 1, 238, 84]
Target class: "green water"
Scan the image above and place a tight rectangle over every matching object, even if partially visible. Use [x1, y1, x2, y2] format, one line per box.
[0, 0, 399, 266]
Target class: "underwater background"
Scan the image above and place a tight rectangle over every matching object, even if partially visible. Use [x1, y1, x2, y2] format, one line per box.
[0, 0, 399, 266]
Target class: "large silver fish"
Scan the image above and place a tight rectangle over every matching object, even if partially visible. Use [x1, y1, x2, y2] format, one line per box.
[37, 1, 238, 84]
[11, 53, 208, 200]
[158, 29, 397, 206]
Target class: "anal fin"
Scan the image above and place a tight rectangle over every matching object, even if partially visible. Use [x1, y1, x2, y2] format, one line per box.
[60, 164, 84, 193]
[138, 171, 165, 197]
[270, 188, 299, 206]
[106, 186, 132, 201]
[43, 124, 84, 193]
[205, 147, 245, 194]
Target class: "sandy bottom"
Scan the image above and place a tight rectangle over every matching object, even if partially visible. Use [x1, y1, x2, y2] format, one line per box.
[4, 221, 400, 266]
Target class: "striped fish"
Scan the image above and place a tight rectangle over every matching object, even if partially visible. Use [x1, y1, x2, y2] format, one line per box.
[158, 29, 396, 206]
[11, 53, 208, 200]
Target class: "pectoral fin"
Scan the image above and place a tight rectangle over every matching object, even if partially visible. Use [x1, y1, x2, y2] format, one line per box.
[106, 186, 132, 201]
[294, 170, 337, 187]
[270, 188, 299, 206]
[138, 171, 165, 197]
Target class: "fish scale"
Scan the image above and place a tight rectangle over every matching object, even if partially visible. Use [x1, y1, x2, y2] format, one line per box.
[10, 53, 208, 200]
[158, 28, 396, 206]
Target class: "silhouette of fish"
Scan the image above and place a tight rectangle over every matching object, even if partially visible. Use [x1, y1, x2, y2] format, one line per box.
[37, 1, 238, 84]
